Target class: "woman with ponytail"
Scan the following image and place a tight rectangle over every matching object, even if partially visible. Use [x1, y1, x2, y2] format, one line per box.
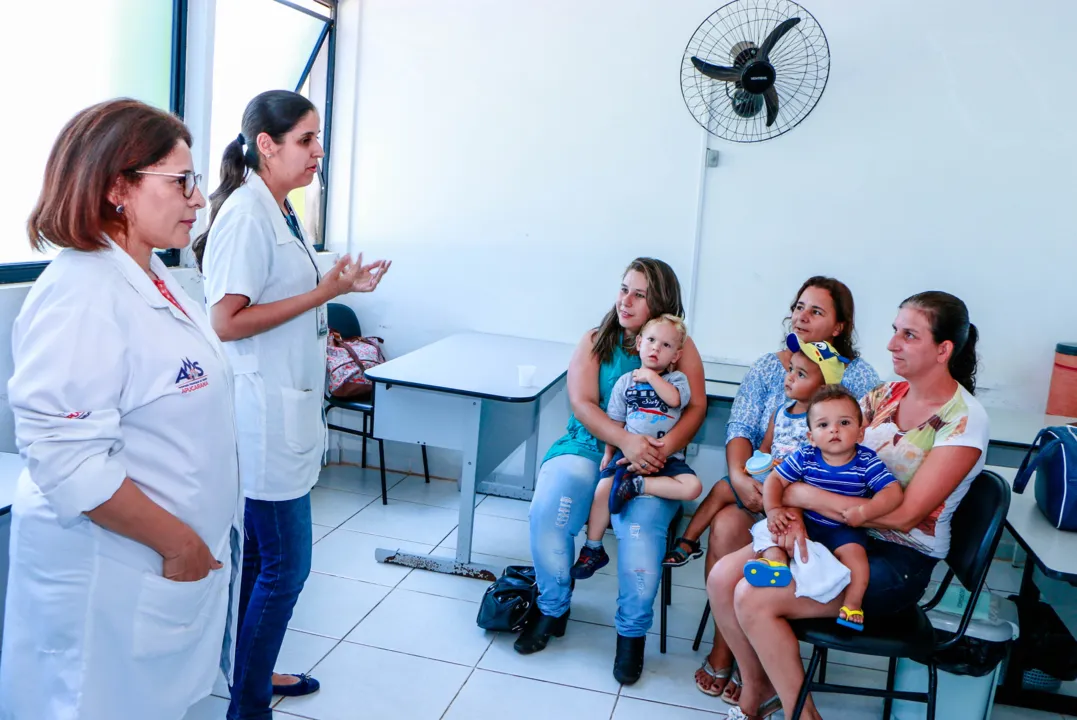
[198, 90, 391, 720]
[704, 291, 990, 720]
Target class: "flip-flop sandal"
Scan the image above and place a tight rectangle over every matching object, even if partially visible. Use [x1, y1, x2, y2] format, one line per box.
[726, 693, 781, 720]
[743, 558, 792, 588]
[721, 667, 742, 705]
[663, 537, 704, 567]
[836, 606, 865, 631]
[694, 660, 732, 697]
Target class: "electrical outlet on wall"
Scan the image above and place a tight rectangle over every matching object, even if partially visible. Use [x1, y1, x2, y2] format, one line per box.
[686, 442, 700, 457]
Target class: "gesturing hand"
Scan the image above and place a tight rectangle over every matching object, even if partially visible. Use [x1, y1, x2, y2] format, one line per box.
[349, 254, 392, 293]
[318, 254, 393, 300]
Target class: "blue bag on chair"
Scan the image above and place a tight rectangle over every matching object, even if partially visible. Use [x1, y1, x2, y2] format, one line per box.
[1013, 426, 1077, 531]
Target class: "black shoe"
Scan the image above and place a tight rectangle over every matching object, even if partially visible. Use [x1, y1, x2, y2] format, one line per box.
[513, 609, 570, 655]
[609, 472, 642, 515]
[272, 673, 320, 697]
[570, 545, 610, 580]
[613, 634, 646, 685]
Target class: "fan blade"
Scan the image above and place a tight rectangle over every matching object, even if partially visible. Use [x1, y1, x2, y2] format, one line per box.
[763, 86, 780, 126]
[691, 56, 740, 82]
[758, 17, 801, 61]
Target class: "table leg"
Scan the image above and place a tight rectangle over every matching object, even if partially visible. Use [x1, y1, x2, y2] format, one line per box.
[375, 400, 502, 580]
[455, 400, 481, 566]
[522, 423, 539, 493]
[995, 552, 1077, 714]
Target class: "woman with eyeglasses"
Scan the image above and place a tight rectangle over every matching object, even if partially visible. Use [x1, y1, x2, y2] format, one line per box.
[1, 99, 243, 719]
[194, 89, 390, 720]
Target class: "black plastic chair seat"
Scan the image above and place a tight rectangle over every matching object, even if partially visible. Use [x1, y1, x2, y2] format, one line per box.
[792, 604, 936, 660]
[325, 394, 374, 413]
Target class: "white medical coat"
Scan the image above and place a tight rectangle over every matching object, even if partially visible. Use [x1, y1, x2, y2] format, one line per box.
[202, 172, 327, 501]
[0, 242, 243, 720]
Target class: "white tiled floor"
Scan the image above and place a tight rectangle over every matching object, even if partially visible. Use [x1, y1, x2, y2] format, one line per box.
[184, 466, 1075, 720]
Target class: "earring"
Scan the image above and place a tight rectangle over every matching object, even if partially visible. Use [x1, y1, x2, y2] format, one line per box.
[116, 204, 125, 215]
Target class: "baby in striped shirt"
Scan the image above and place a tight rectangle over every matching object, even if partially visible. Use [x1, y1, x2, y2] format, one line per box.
[746, 385, 904, 630]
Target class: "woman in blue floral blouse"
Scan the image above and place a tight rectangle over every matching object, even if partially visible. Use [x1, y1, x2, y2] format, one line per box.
[692, 276, 880, 702]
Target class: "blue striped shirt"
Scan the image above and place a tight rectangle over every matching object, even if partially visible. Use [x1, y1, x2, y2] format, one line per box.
[775, 445, 896, 527]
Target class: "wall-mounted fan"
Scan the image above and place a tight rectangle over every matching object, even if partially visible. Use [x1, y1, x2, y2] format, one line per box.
[681, 0, 830, 142]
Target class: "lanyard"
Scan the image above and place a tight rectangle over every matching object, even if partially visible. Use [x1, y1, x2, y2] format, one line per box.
[283, 201, 321, 283]
[283, 201, 329, 339]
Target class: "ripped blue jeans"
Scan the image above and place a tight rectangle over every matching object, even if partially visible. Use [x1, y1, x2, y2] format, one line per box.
[528, 454, 680, 637]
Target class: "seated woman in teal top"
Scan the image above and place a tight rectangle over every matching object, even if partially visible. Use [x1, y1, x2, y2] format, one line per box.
[519, 257, 707, 686]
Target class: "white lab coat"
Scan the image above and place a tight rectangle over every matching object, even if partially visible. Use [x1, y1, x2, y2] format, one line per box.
[0, 242, 243, 720]
[202, 171, 327, 501]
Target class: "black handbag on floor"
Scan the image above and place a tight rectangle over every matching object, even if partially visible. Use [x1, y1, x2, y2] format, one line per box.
[476, 565, 537, 632]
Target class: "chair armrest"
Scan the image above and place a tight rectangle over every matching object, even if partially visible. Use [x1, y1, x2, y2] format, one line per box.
[919, 568, 954, 612]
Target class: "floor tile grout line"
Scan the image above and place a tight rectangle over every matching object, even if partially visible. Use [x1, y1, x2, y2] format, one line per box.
[435, 628, 505, 720]
[331, 638, 480, 668]
[476, 666, 621, 697]
[438, 664, 479, 720]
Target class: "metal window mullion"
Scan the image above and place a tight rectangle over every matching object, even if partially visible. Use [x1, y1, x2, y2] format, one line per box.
[296, 21, 330, 92]
[268, 0, 331, 22]
[316, 12, 336, 252]
[170, 0, 188, 119]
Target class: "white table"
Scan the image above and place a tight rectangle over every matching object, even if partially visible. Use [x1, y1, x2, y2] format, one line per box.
[987, 464, 1077, 713]
[703, 361, 748, 384]
[366, 333, 574, 580]
[988, 465, 1077, 584]
[700, 361, 1076, 454]
[0, 452, 22, 648]
[0, 452, 22, 515]
[985, 409, 1077, 448]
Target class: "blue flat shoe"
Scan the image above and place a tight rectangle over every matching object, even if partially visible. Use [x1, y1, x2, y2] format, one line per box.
[272, 673, 320, 697]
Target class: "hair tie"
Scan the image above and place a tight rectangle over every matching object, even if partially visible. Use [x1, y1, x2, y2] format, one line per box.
[236, 132, 246, 147]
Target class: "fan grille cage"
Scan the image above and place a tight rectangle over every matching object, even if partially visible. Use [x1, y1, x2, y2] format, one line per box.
[681, 0, 830, 142]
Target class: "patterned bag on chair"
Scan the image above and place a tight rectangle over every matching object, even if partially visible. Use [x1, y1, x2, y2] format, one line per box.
[327, 331, 385, 397]
[1013, 425, 1077, 531]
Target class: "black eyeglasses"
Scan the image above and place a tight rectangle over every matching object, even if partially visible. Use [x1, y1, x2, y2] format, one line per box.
[134, 170, 202, 199]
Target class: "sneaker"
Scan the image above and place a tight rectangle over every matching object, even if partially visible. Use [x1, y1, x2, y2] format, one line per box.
[609, 472, 642, 515]
[570, 545, 609, 579]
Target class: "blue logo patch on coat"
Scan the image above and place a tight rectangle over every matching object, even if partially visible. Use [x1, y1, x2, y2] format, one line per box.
[176, 358, 208, 394]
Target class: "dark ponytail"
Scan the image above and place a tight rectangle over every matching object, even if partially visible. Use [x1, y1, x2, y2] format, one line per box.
[901, 291, 979, 394]
[193, 89, 316, 269]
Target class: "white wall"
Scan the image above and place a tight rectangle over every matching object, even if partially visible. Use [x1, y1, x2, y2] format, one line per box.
[690, 0, 1077, 410]
[330, 0, 709, 359]
[330, 0, 1077, 413]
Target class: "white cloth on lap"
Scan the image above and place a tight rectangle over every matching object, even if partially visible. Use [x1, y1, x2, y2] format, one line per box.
[750, 519, 851, 604]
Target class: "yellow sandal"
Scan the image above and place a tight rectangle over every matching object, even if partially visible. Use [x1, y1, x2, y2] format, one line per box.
[836, 606, 865, 631]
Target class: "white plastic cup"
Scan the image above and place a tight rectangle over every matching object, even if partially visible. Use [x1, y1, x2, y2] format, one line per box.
[518, 365, 537, 387]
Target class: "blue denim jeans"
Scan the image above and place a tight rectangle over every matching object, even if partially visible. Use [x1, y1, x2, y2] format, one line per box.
[529, 454, 680, 637]
[227, 494, 313, 720]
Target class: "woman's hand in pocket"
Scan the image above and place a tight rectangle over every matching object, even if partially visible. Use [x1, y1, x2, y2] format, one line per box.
[162, 529, 222, 582]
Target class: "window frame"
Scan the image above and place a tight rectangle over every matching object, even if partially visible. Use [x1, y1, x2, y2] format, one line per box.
[283, 0, 336, 252]
[0, 0, 189, 283]
[0, 0, 338, 284]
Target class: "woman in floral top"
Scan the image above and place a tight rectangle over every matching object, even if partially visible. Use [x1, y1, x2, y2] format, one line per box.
[694, 277, 879, 700]
[707, 291, 988, 720]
